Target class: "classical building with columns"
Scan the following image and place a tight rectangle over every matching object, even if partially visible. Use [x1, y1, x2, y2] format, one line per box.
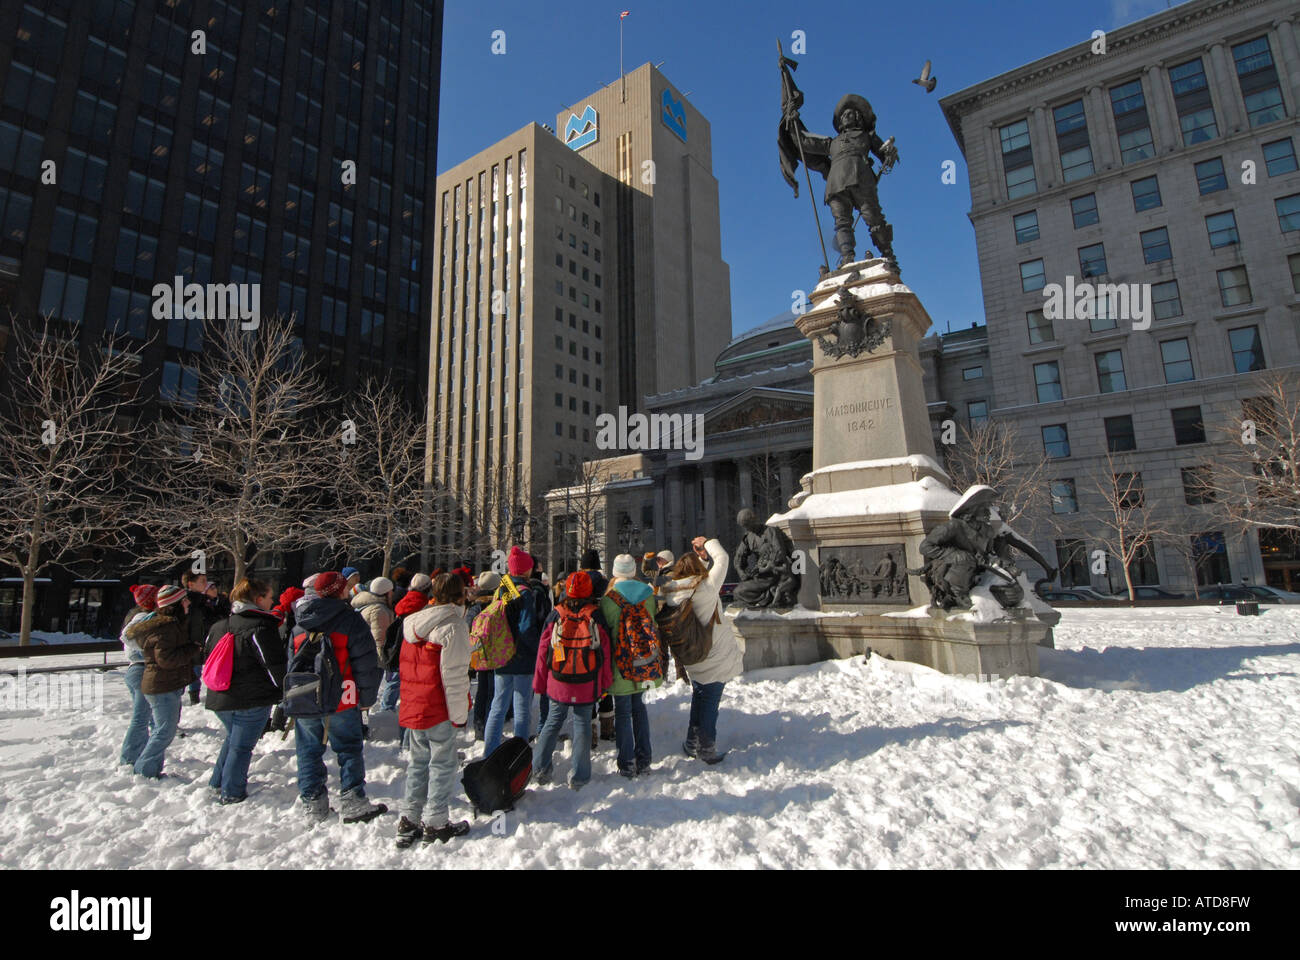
[941, 0, 1300, 593]
[539, 313, 989, 577]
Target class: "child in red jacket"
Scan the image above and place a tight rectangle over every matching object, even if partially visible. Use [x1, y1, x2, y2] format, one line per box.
[396, 573, 472, 847]
[531, 572, 613, 790]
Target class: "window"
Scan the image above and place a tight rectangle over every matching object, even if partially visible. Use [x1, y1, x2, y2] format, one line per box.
[1182, 467, 1215, 505]
[1042, 424, 1070, 458]
[1014, 211, 1039, 244]
[1000, 119, 1037, 199]
[967, 400, 988, 425]
[1114, 473, 1144, 509]
[1195, 158, 1227, 195]
[554, 335, 563, 349]
[1054, 100, 1094, 182]
[1056, 539, 1089, 587]
[1276, 194, 1300, 233]
[1140, 227, 1171, 264]
[1131, 176, 1162, 212]
[1050, 480, 1078, 514]
[1034, 361, 1062, 402]
[1229, 325, 1264, 372]
[555, 423, 562, 436]
[1078, 243, 1107, 278]
[1171, 406, 1206, 445]
[1027, 309, 1054, 344]
[1161, 338, 1195, 383]
[962, 365, 983, 381]
[37, 268, 88, 324]
[1217, 266, 1252, 307]
[1070, 193, 1099, 229]
[1170, 57, 1218, 145]
[1193, 532, 1231, 586]
[1289, 253, 1300, 294]
[1152, 280, 1182, 320]
[1095, 350, 1126, 393]
[1105, 415, 1137, 452]
[1263, 138, 1297, 176]
[554, 393, 563, 408]
[1110, 79, 1154, 164]
[1020, 259, 1045, 292]
[1127, 542, 1159, 586]
[1232, 37, 1286, 128]
[1205, 210, 1239, 248]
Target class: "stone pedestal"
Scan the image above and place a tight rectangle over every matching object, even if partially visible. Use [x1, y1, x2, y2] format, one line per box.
[747, 257, 1054, 679]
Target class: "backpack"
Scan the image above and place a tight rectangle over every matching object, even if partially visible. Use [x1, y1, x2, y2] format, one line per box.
[610, 591, 664, 685]
[461, 736, 532, 817]
[282, 629, 346, 717]
[549, 603, 601, 684]
[201, 631, 236, 691]
[380, 616, 403, 673]
[657, 581, 716, 668]
[469, 577, 520, 671]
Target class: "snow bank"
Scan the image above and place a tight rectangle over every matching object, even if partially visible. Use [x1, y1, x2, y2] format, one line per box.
[2, 607, 1298, 869]
[772, 475, 957, 525]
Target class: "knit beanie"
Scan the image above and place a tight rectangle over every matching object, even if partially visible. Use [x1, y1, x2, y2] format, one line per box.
[129, 584, 160, 611]
[563, 571, 594, 600]
[611, 554, 637, 579]
[155, 585, 187, 609]
[369, 576, 394, 596]
[507, 545, 533, 576]
[475, 571, 501, 595]
[409, 573, 433, 593]
[314, 571, 348, 598]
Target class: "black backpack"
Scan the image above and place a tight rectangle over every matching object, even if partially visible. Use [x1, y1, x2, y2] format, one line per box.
[461, 736, 532, 817]
[380, 616, 404, 673]
[282, 629, 346, 717]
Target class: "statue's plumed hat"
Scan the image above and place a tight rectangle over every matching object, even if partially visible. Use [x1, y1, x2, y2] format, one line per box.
[948, 484, 996, 519]
[833, 94, 875, 133]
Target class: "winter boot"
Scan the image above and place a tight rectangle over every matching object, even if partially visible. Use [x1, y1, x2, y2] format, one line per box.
[682, 726, 700, 759]
[697, 740, 727, 765]
[591, 725, 599, 751]
[189, 689, 201, 706]
[302, 791, 331, 825]
[395, 816, 423, 849]
[339, 789, 388, 824]
[599, 716, 616, 741]
[424, 820, 470, 844]
[473, 722, 485, 742]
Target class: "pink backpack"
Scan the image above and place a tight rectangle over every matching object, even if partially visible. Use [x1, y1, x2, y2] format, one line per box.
[202, 632, 236, 691]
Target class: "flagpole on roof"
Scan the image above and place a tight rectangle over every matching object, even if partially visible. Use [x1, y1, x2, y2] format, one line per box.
[619, 11, 626, 103]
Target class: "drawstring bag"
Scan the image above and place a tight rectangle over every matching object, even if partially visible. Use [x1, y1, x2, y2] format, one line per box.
[202, 632, 236, 691]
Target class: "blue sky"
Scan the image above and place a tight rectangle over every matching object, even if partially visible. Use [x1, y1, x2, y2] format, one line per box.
[437, 0, 1179, 338]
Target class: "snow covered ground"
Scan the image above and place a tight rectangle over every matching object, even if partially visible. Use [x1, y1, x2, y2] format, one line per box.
[1, 606, 1297, 869]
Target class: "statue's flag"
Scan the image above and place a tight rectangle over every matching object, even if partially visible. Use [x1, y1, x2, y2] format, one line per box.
[620, 10, 629, 18]
[778, 54, 812, 197]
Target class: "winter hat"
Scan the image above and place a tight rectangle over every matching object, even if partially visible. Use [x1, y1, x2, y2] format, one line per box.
[656, 549, 675, 567]
[475, 571, 501, 594]
[129, 584, 160, 611]
[302, 573, 320, 590]
[580, 548, 601, 571]
[563, 571, 594, 600]
[156, 585, 187, 609]
[369, 576, 394, 596]
[507, 545, 533, 576]
[611, 554, 637, 579]
[278, 586, 305, 608]
[409, 573, 433, 594]
[342, 566, 360, 582]
[314, 571, 349, 598]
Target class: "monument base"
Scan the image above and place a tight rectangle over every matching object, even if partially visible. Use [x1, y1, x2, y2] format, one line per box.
[729, 605, 1052, 681]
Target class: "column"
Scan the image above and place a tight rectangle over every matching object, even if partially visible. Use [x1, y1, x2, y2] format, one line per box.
[737, 462, 753, 509]
[1207, 42, 1246, 133]
[667, 472, 685, 554]
[1029, 103, 1056, 191]
[652, 479, 666, 552]
[1272, 19, 1300, 117]
[702, 464, 718, 535]
[1085, 84, 1118, 170]
[779, 458, 795, 511]
[1143, 64, 1180, 154]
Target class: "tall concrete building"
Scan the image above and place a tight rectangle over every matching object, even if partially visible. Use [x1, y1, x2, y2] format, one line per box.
[941, 0, 1300, 592]
[426, 63, 732, 564]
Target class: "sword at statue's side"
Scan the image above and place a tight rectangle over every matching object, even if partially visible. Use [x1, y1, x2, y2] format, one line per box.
[778, 39, 830, 276]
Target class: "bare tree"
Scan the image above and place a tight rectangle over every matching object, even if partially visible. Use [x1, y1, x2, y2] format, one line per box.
[134, 316, 335, 583]
[0, 319, 141, 644]
[1158, 502, 1218, 600]
[1198, 371, 1300, 537]
[1081, 448, 1165, 603]
[944, 418, 1052, 532]
[328, 377, 426, 577]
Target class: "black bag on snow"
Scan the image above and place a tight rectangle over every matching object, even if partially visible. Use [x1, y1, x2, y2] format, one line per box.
[461, 736, 532, 817]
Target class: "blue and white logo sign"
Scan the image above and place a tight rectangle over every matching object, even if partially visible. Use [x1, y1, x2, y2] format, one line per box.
[661, 88, 687, 142]
[564, 104, 598, 151]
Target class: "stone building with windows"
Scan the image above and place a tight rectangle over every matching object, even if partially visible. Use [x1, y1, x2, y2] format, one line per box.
[940, 0, 1300, 593]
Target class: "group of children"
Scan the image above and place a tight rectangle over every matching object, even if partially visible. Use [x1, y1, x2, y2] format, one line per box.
[115, 535, 744, 848]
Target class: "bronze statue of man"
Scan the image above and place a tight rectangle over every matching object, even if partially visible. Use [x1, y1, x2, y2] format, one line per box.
[733, 508, 800, 608]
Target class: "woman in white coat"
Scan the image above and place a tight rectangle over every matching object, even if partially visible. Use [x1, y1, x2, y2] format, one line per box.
[661, 535, 744, 763]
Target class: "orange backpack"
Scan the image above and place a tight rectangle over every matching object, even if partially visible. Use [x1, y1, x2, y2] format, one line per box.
[549, 603, 601, 684]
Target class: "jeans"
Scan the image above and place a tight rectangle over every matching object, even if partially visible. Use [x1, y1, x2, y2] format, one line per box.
[485, 673, 533, 754]
[613, 692, 651, 773]
[688, 680, 725, 746]
[538, 693, 550, 728]
[187, 664, 201, 698]
[294, 706, 366, 800]
[378, 670, 401, 712]
[210, 706, 270, 801]
[533, 702, 593, 787]
[119, 662, 152, 766]
[134, 689, 182, 778]
[402, 721, 458, 826]
[473, 671, 495, 731]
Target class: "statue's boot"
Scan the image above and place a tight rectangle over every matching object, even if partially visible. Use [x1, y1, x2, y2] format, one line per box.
[870, 224, 899, 274]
